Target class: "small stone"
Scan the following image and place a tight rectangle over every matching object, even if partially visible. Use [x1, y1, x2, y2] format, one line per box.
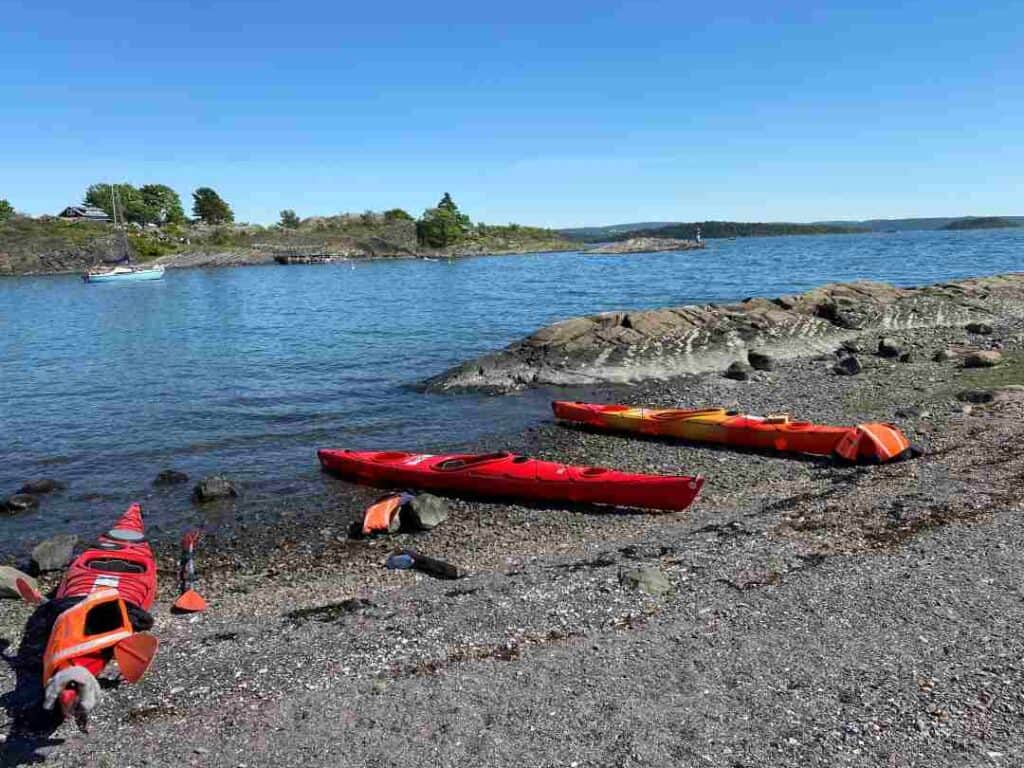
[31, 534, 78, 573]
[958, 389, 994, 404]
[747, 351, 776, 371]
[965, 321, 993, 335]
[17, 478, 65, 495]
[153, 469, 190, 486]
[834, 355, 862, 376]
[620, 567, 672, 596]
[963, 350, 1002, 368]
[192, 475, 238, 502]
[0, 566, 39, 599]
[899, 351, 914, 363]
[932, 349, 953, 362]
[724, 360, 752, 381]
[877, 337, 901, 358]
[840, 340, 861, 354]
[2, 494, 40, 514]
[403, 493, 449, 530]
[895, 405, 923, 418]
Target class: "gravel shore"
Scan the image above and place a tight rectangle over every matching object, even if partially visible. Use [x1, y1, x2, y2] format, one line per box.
[2, 312, 1023, 767]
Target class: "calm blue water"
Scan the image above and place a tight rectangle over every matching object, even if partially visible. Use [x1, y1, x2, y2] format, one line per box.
[1, 227, 1021, 551]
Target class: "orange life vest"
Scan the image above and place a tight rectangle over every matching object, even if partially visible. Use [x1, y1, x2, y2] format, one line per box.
[42, 588, 134, 685]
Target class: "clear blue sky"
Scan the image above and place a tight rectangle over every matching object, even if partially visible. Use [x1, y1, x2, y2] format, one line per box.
[2, 1, 1021, 227]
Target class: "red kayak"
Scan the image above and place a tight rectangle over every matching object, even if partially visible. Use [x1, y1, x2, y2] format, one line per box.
[318, 449, 704, 511]
[40, 503, 159, 724]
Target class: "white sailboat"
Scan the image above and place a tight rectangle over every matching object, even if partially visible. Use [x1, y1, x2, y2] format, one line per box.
[83, 187, 165, 283]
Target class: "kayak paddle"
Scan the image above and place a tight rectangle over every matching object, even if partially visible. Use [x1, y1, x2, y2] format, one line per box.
[172, 530, 208, 613]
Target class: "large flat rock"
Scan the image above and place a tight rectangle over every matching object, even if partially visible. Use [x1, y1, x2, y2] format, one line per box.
[424, 273, 1024, 392]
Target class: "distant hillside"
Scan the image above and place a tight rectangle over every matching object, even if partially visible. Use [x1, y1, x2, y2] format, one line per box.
[558, 222, 678, 240]
[941, 217, 1021, 231]
[814, 216, 1024, 232]
[561, 215, 1024, 241]
[560, 220, 863, 243]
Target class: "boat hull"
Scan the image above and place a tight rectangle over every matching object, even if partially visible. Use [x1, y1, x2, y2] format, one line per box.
[83, 267, 165, 283]
[551, 401, 906, 460]
[318, 449, 703, 511]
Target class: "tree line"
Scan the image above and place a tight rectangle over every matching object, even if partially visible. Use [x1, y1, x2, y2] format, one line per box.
[81, 183, 235, 225]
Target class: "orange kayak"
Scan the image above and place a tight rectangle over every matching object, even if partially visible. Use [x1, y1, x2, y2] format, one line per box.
[552, 401, 916, 464]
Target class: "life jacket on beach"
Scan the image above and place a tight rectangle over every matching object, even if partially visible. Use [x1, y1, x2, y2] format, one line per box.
[362, 492, 414, 535]
[41, 589, 135, 684]
[833, 423, 917, 464]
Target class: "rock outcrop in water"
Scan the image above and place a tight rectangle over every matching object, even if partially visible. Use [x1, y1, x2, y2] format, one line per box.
[424, 273, 1024, 392]
[586, 237, 704, 254]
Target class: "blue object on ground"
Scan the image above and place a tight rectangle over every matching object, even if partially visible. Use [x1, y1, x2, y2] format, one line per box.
[386, 553, 415, 570]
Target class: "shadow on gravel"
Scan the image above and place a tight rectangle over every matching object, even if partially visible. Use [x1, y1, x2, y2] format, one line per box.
[0, 637, 65, 768]
[285, 598, 376, 626]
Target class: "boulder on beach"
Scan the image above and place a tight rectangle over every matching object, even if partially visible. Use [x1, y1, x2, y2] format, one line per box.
[747, 350, 776, 371]
[724, 360, 753, 381]
[154, 469, 190, 486]
[932, 349, 954, 362]
[3, 494, 40, 514]
[18, 478, 65, 495]
[965, 321, 993, 335]
[620, 567, 672, 596]
[404, 494, 449, 531]
[31, 534, 78, 573]
[0, 566, 39, 600]
[192, 475, 239, 502]
[963, 350, 1002, 368]
[877, 337, 902, 358]
[840, 340, 862, 354]
[834, 355, 862, 376]
[899, 351, 914, 363]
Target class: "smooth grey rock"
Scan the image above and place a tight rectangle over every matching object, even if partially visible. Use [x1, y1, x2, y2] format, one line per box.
[747, 351, 776, 371]
[3, 494, 40, 514]
[192, 475, 238, 502]
[834, 355, 862, 376]
[899, 351, 914, 363]
[404, 493, 449, 530]
[724, 360, 753, 381]
[840, 340, 862, 354]
[154, 469, 190, 486]
[17, 478, 65, 495]
[932, 349, 953, 362]
[31, 534, 78, 573]
[0, 566, 38, 599]
[963, 350, 1002, 368]
[877, 337, 902, 358]
[965, 321, 993, 335]
[620, 567, 672, 596]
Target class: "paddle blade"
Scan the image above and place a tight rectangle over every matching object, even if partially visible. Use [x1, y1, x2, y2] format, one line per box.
[172, 588, 208, 614]
[114, 633, 159, 683]
[16, 577, 45, 605]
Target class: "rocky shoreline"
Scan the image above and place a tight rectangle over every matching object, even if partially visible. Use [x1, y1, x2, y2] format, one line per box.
[425, 273, 1024, 392]
[3, 274, 1024, 766]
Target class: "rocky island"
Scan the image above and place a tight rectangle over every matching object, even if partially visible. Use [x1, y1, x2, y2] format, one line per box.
[586, 236, 704, 254]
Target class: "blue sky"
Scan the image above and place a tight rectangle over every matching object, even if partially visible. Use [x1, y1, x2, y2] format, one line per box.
[2, 1, 1021, 227]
